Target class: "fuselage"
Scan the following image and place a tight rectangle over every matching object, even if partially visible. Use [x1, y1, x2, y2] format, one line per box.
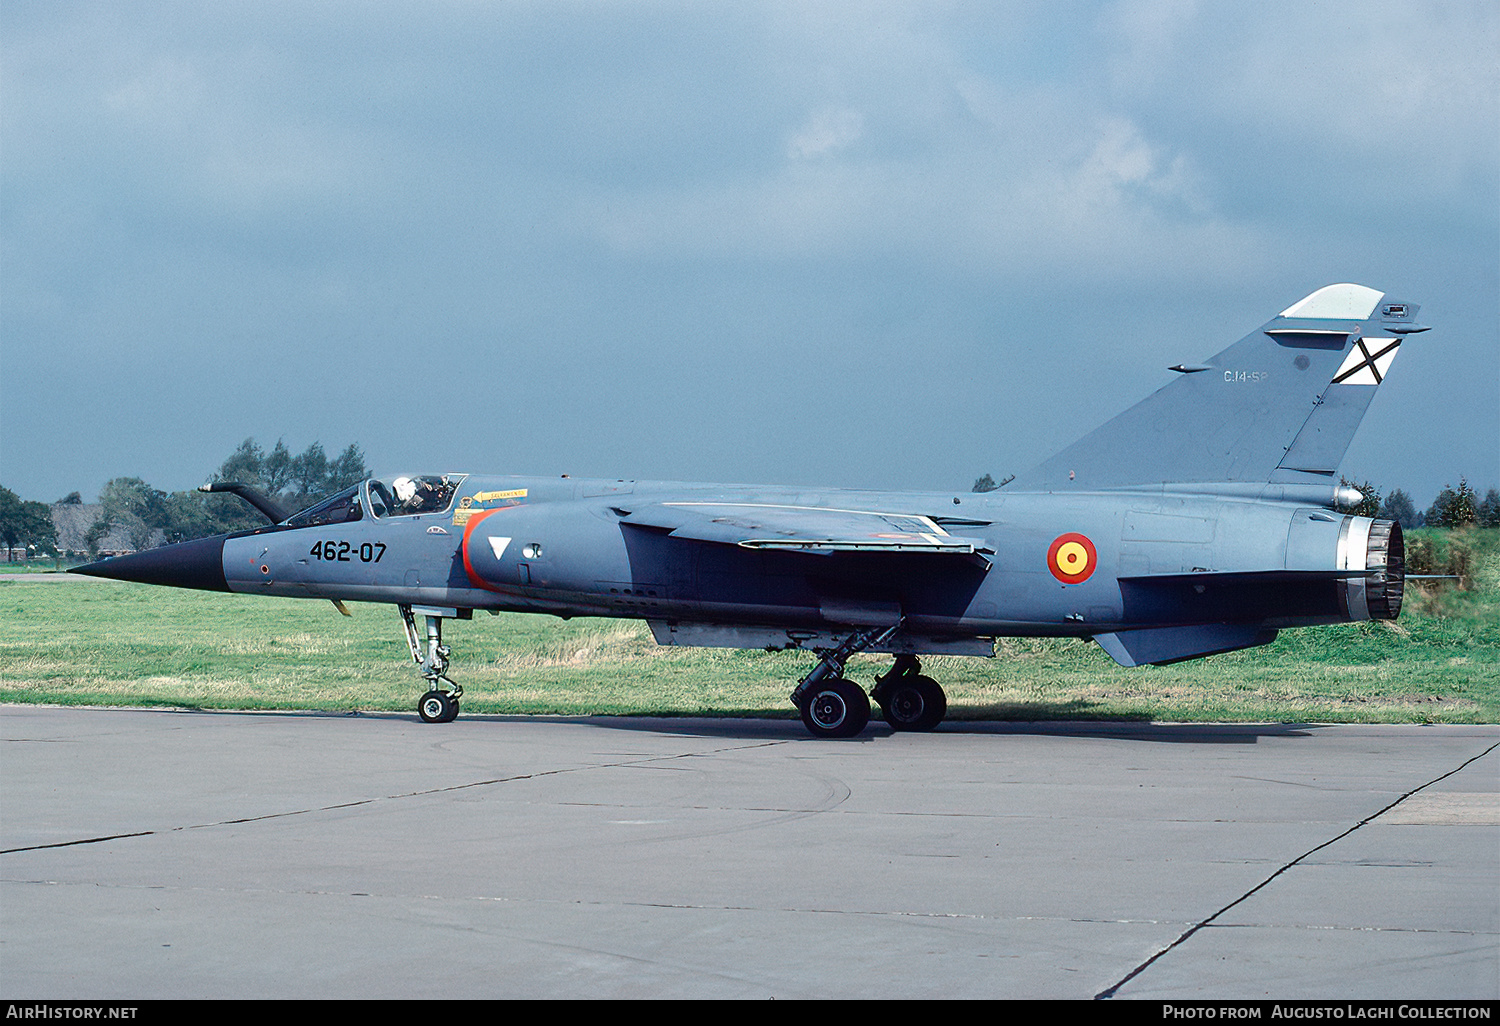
[214, 473, 1399, 645]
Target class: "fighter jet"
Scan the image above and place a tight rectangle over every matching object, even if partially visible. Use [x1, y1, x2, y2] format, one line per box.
[74, 284, 1422, 737]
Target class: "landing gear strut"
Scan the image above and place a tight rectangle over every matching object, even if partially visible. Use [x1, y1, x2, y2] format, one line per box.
[400, 604, 466, 723]
[790, 624, 897, 739]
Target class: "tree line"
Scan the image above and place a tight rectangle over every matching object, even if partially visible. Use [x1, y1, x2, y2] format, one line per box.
[0, 488, 55, 559]
[1, 454, 1494, 560]
[1337, 476, 1499, 529]
[1, 438, 367, 558]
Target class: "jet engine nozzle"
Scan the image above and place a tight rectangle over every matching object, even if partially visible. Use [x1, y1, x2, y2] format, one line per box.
[1339, 518, 1404, 621]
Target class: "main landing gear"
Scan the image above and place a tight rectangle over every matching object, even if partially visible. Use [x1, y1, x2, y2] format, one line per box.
[789, 627, 948, 739]
[396, 606, 949, 737]
[400, 604, 466, 723]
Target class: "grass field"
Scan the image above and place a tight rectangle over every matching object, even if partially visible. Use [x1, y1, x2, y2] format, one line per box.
[3, 527, 1496, 723]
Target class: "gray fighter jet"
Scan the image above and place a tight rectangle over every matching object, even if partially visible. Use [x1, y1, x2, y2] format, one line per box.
[74, 283, 1422, 737]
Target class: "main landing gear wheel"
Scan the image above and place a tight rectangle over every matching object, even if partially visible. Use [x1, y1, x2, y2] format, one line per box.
[418, 690, 459, 723]
[798, 678, 871, 740]
[871, 654, 948, 732]
[790, 623, 902, 739]
[878, 674, 946, 732]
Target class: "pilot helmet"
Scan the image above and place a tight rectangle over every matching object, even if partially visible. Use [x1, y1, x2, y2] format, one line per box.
[392, 477, 417, 502]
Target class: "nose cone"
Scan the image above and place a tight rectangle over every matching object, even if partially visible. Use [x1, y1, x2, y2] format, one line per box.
[71, 535, 229, 592]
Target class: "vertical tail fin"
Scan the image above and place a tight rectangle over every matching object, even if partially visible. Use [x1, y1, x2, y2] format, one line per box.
[1009, 284, 1427, 493]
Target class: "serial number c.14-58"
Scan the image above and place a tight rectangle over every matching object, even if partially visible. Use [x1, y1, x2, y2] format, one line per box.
[309, 540, 386, 563]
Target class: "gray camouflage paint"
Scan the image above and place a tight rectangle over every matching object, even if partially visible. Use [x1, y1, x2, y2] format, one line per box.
[77, 284, 1418, 709]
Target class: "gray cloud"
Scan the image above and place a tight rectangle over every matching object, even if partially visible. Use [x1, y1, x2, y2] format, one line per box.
[3, 0, 1494, 507]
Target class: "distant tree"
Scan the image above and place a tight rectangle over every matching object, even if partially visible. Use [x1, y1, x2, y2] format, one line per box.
[199, 488, 269, 536]
[94, 477, 168, 552]
[160, 490, 215, 544]
[1377, 488, 1420, 529]
[289, 441, 328, 501]
[1339, 477, 1380, 517]
[204, 437, 369, 533]
[217, 438, 266, 487]
[56, 491, 82, 505]
[970, 472, 1012, 493]
[262, 439, 295, 496]
[1478, 488, 1500, 529]
[1425, 478, 1478, 528]
[0, 485, 58, 560]
[83, 520, 109, 558]
[326, 443, 368, 493]
[70, 439, 373, 547]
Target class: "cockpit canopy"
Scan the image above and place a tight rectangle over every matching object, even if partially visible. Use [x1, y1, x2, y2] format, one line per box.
[284, 474, 466, 528]
[366, 474, 463, 518]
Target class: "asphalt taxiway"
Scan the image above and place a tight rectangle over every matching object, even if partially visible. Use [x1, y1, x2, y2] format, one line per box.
[2, 706, 1495, 999]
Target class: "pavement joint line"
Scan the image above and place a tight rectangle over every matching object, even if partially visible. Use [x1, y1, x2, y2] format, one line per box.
[0, 738, 792, 855]
[2, 874, 1493, 940]
[8, 870, 1492, 940]
[1093, 739, 1500, 1000]
[0, 830, 156, 852]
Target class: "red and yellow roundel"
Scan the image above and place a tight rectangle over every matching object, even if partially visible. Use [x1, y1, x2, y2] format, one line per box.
[1047, 532, 1097, 584]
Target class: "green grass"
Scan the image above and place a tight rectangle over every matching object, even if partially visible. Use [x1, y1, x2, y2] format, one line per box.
[2, 528, 1497, 723]
[0, 560, 74, 574]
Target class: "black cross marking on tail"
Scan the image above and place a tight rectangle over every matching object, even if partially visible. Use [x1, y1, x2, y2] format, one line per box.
[1332, 337, 1401, 384]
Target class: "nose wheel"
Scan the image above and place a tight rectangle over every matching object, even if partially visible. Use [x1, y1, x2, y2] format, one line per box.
[400, 604, 467, 723]
[418, 689, 460, 723]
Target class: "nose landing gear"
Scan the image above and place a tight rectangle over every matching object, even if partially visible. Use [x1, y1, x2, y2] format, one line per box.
[400, 604, 468, 723]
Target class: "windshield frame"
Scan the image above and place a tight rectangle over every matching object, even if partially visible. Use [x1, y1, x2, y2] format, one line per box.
[363, 474, 467, 520]
[284, 484, 365, 529]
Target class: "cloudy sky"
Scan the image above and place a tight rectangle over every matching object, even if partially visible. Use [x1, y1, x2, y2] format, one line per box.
[3, 1, 1496, 509]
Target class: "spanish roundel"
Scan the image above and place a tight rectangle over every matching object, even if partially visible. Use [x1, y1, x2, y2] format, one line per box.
[1047, 532, 1097, 584]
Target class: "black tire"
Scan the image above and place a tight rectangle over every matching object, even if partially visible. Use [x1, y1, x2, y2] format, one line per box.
[418, 690, 457, 723]
[799, 678, 870, 739]
[881, 675, 946, 732]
